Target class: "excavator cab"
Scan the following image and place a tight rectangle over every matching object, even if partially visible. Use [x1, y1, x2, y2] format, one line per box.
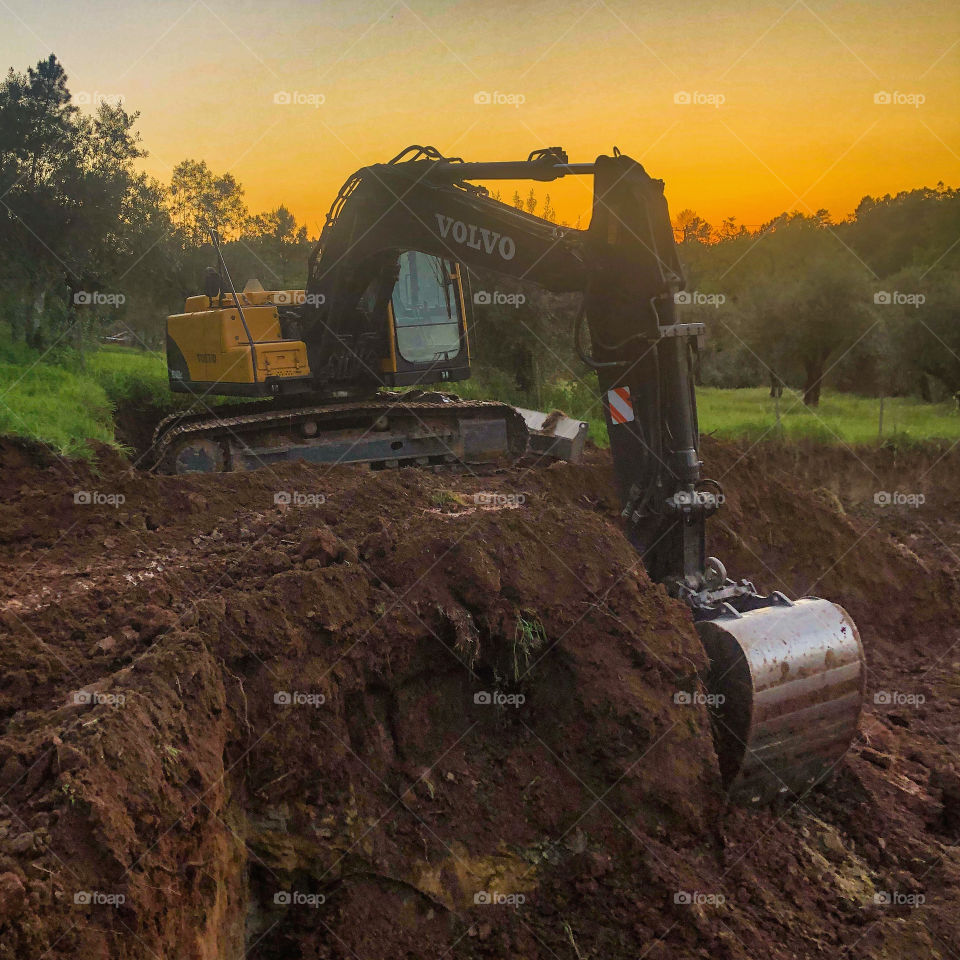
[379, 251, 472, 387]
[166, 246, 472, 399]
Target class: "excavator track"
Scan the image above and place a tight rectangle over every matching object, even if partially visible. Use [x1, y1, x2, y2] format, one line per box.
[149, 397, 529, 474]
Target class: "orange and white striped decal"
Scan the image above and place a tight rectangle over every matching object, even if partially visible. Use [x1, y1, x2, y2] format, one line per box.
[607, 386, 634, 425]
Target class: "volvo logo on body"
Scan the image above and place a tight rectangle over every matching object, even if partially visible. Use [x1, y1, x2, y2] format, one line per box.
[435, 214, 516, 261]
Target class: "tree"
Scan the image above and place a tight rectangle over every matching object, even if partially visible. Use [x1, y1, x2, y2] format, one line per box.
[525, 188, 537, 216]
[168, 159, 247, 245]
[737, 213, 875, 406]
[541, 193, 557, 223]
[885, 266, 960, 398]
[239, 205, 311, 288]
[0, 54, 163, 350]
[673, 208, 713, 245]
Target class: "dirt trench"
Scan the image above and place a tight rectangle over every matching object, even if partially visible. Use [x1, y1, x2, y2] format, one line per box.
[0, 436, 958, 958]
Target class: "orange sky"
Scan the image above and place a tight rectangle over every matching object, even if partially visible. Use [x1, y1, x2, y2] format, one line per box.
[3, 0, 958, 232]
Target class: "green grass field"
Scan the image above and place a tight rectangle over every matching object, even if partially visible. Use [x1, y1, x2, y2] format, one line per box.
[1, 337, 958, 458]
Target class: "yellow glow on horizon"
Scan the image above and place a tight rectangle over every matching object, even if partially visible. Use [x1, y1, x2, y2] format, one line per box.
[2, 0, 957, 237]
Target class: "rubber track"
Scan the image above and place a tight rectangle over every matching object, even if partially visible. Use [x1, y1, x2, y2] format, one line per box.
[149, 398, 528, 474]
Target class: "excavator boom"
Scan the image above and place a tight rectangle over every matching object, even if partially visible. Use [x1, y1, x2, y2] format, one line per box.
[156, 145, 866, 803]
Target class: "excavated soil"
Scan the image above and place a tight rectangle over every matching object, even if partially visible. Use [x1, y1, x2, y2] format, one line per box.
[0, 433, 958, 959]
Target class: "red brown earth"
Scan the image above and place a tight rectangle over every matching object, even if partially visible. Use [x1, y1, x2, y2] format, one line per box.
[0, 433, 958, 959]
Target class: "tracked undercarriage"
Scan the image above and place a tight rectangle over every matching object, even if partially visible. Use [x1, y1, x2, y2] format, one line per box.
[149, 395, 532, 475]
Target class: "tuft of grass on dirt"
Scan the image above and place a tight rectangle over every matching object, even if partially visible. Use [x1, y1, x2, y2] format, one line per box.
[513, 613, 547, 680]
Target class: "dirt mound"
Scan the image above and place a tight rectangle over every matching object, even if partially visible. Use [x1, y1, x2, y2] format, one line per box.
[0, 436, 958, 958]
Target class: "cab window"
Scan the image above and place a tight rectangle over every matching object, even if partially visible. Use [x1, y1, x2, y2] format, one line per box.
[393, 251, 463, 364]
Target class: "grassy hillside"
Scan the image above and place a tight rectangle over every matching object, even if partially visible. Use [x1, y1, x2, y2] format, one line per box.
[1, 337, 959, 458]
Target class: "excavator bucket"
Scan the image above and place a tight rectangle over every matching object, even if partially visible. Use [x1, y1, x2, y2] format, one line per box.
[697, 596, 866, 804]
[514, 408, 590, 462]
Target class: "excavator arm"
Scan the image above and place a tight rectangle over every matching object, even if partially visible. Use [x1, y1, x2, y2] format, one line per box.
[301, 145, 866, 804]
[159, 145, 866, 804]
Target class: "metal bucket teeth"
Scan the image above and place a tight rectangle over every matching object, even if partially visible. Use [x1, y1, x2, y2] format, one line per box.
[696, 598, 866, 805]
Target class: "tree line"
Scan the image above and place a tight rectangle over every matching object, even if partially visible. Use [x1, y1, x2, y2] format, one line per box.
[0, 54, 314, 352]
[2, 54, 958, 408]
[474, 188, 960, 407]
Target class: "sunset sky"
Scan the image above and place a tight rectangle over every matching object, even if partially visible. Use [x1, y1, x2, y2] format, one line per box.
[2, 0, 958, 233]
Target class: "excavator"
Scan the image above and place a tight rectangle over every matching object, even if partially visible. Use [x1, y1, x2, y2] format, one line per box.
[154, 145, 866, 805]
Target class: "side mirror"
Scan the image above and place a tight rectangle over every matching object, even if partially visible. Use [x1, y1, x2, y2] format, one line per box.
[204, 267, 222, 304]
